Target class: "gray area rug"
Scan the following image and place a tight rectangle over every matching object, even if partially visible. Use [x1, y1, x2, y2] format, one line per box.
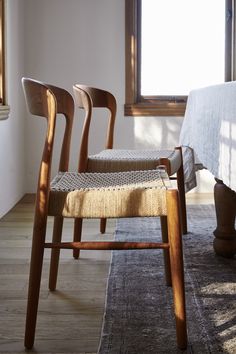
[98, 205, 236, 354]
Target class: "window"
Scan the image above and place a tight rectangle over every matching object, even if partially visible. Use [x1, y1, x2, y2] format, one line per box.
[125, 0, 234, 116]
[0, 0, 9, 120]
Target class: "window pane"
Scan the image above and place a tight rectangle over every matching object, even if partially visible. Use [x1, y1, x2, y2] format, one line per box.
[141, 0, 226, 96]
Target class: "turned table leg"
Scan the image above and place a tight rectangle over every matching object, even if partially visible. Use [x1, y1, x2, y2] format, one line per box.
[213, 179, 236, 258]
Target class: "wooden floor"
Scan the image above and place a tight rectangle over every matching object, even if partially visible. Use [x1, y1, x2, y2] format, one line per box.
[0, 193, 214, 354]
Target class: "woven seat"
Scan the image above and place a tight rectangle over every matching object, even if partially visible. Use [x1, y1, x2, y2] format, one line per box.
[22, 78, 187, 351]
[87, 149, 181, 175]
[49, 169, 170, 218]
[73, 85, 187, 242]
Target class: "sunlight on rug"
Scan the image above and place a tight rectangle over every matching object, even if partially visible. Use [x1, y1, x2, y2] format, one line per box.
[98, 205, 236, 354]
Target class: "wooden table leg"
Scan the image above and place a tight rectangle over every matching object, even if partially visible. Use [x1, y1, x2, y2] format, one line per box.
[213, 179, 236, 258]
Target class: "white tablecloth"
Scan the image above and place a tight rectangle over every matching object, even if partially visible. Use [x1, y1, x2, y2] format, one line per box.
[180, 81, 236, 192]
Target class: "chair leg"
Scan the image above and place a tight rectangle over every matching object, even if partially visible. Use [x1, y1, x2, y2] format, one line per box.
[100, 218, 107, 234]
[73, 218, 83, 259]
[160, 216, 172, 286]
[49, 216, 64, 291]
[176, 159, 187, 235]
[24, 215, 47, 349]
[167, 189, 187, 350]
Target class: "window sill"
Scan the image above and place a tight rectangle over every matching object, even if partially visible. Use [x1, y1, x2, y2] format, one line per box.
[0, 104, 10, 120]
[124, 102, 186, 117]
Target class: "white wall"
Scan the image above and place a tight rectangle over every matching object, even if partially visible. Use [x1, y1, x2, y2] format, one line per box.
[23, 0, 215, 193]
[24, 0, 131, 191]
[3, 0, 214, 199]
[0, 0, 26, 217]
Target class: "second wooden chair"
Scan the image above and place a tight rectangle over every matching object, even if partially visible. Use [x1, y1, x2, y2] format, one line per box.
[72, 85, 187, 259]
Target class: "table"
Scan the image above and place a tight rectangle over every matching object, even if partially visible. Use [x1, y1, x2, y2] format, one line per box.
[180, 81, 236, 258]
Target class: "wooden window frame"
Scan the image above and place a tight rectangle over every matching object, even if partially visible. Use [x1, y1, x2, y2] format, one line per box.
[0, 0, 5, 104]
[125, 0, 234, 117]
[0, 0, 9, 120]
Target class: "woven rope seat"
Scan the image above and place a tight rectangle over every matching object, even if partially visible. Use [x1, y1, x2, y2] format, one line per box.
[49, 169, 171, 218]
[87, 149, 181, 175]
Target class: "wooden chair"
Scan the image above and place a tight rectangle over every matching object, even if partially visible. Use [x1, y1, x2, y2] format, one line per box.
[72, 85, 187, 249]
[22, 77, 187, 351]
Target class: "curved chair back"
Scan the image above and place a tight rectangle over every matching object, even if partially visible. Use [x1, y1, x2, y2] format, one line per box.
[73, 85, 116, 171]
[22, 77, 53, 118]
[22, 78, 74, 173]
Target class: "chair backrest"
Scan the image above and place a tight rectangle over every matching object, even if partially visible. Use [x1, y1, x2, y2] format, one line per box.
[73, 85, 117, 172]
[22, 78, 74, 201]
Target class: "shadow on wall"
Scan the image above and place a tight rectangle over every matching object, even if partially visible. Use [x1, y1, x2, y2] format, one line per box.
[133, 116, 216, 193]
[133, 116, 183, 149]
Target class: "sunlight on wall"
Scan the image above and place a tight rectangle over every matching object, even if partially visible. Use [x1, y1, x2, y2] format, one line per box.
[133, 116, 182, 149]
